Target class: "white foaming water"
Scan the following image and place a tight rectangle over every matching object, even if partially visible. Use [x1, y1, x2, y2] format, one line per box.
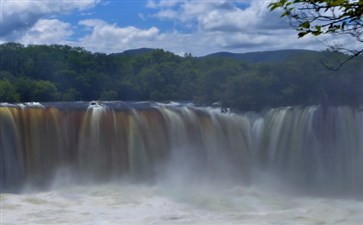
[1, 183, 362, 225]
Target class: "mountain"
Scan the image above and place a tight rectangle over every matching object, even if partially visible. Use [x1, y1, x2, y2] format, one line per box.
[110, 48, 321, 63]
[112, 48, 155, 56]
[202, 49, 319, 63]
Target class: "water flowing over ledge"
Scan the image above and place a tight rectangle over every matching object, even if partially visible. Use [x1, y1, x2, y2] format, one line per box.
[1, 102, 362, 198]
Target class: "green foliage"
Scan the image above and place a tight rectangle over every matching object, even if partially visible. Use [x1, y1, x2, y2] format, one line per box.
[0, 79, 20, 102]
[0, 43, 362, 111]
[30, 80, 60, 101]
[62, 88, 81, 101]
[269, 1, 363, 45]
[99, 90, 118, 101]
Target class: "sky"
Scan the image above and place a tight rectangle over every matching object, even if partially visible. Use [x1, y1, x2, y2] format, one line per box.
[0, 0, 358, 56]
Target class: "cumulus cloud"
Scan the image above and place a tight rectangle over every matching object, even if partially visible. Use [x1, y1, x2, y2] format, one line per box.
[144, 0, 358, 55]
[19, 19, 73, 45]
[199, 1, 287, 32]
[146, 0, 179, 9]
[78, 19, 160, 52]
[1, 0, 99, 39]
[150, 0, 246, 23]
[161, 1, 283, 30]
[72, 1, 338, 55]
[154, 9, 178, 19]
[1, 0, 358, 56]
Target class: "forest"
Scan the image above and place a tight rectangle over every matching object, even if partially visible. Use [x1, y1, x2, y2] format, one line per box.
[1, 43, 362, 111]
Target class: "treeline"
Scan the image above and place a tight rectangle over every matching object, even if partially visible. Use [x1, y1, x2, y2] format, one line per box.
[1, 43, 362, 111]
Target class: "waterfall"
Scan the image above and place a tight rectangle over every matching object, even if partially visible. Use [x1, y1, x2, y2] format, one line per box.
[1, 102, 362, 197]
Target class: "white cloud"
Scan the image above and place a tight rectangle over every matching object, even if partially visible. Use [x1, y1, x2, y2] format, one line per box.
[148, 1, 286, 31]
[75, 19, 219, 55]
[150, 0, 244, 22]
[1, 0, 99, 39]
[154, 9, 178, 19]
[147, 0, 179, 9]
[199, 2, 283, 32]
[151, 30, 323, 56]
[142, 1, 308, 53]
[78, 19, 160, 52]
[54, 1, 349, 55]
[19, 19, 73, 45]
[1, 0, 360, 56]
[143, 0, 362, 55]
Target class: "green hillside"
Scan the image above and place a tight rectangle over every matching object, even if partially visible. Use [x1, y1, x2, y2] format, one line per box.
[203, 49, 319, 63]
[1, 43, 362, 111]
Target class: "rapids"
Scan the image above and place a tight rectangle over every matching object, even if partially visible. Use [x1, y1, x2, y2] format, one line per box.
[1, 183, 362, 225]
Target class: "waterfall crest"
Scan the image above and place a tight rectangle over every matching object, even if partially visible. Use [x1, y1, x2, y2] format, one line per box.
[1, 102, 362, 197]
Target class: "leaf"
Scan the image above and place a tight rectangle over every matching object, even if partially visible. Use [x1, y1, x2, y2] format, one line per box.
[280, 0, 287, 5]
[269, 3, 281, 11]
[300, 21, 310, 29]
[281, 11, 290, 17]
[312, 26, 322, 36]
[298, 32, 307, 38]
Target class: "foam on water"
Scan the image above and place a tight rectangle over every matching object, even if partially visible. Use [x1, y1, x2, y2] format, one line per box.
[1, 183, 362, 225]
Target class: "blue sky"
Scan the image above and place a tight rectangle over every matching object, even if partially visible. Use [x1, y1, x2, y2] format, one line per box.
[0, 0, 353, 56]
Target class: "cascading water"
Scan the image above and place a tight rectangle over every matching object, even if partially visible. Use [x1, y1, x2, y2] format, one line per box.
[1, 102, 362, 225]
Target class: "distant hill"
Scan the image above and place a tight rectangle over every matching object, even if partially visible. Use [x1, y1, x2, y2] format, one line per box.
[111, 48, 321, 63]
[202, 49, 320, 63]
[112, 48, 155, 56]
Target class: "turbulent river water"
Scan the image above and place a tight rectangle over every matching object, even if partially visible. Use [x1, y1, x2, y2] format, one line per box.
[1, 101, 362, 224]
[2, 183, 362, 225]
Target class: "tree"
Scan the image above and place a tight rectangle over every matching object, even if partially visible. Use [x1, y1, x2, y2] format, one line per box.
[30, 80, 60, 101]
[99, 90, 118, 101]
[0, 79, 20, 102]
[269, 0, 363, 58]
[0, 43, 361, 108]
[62, 88, 81, 101]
